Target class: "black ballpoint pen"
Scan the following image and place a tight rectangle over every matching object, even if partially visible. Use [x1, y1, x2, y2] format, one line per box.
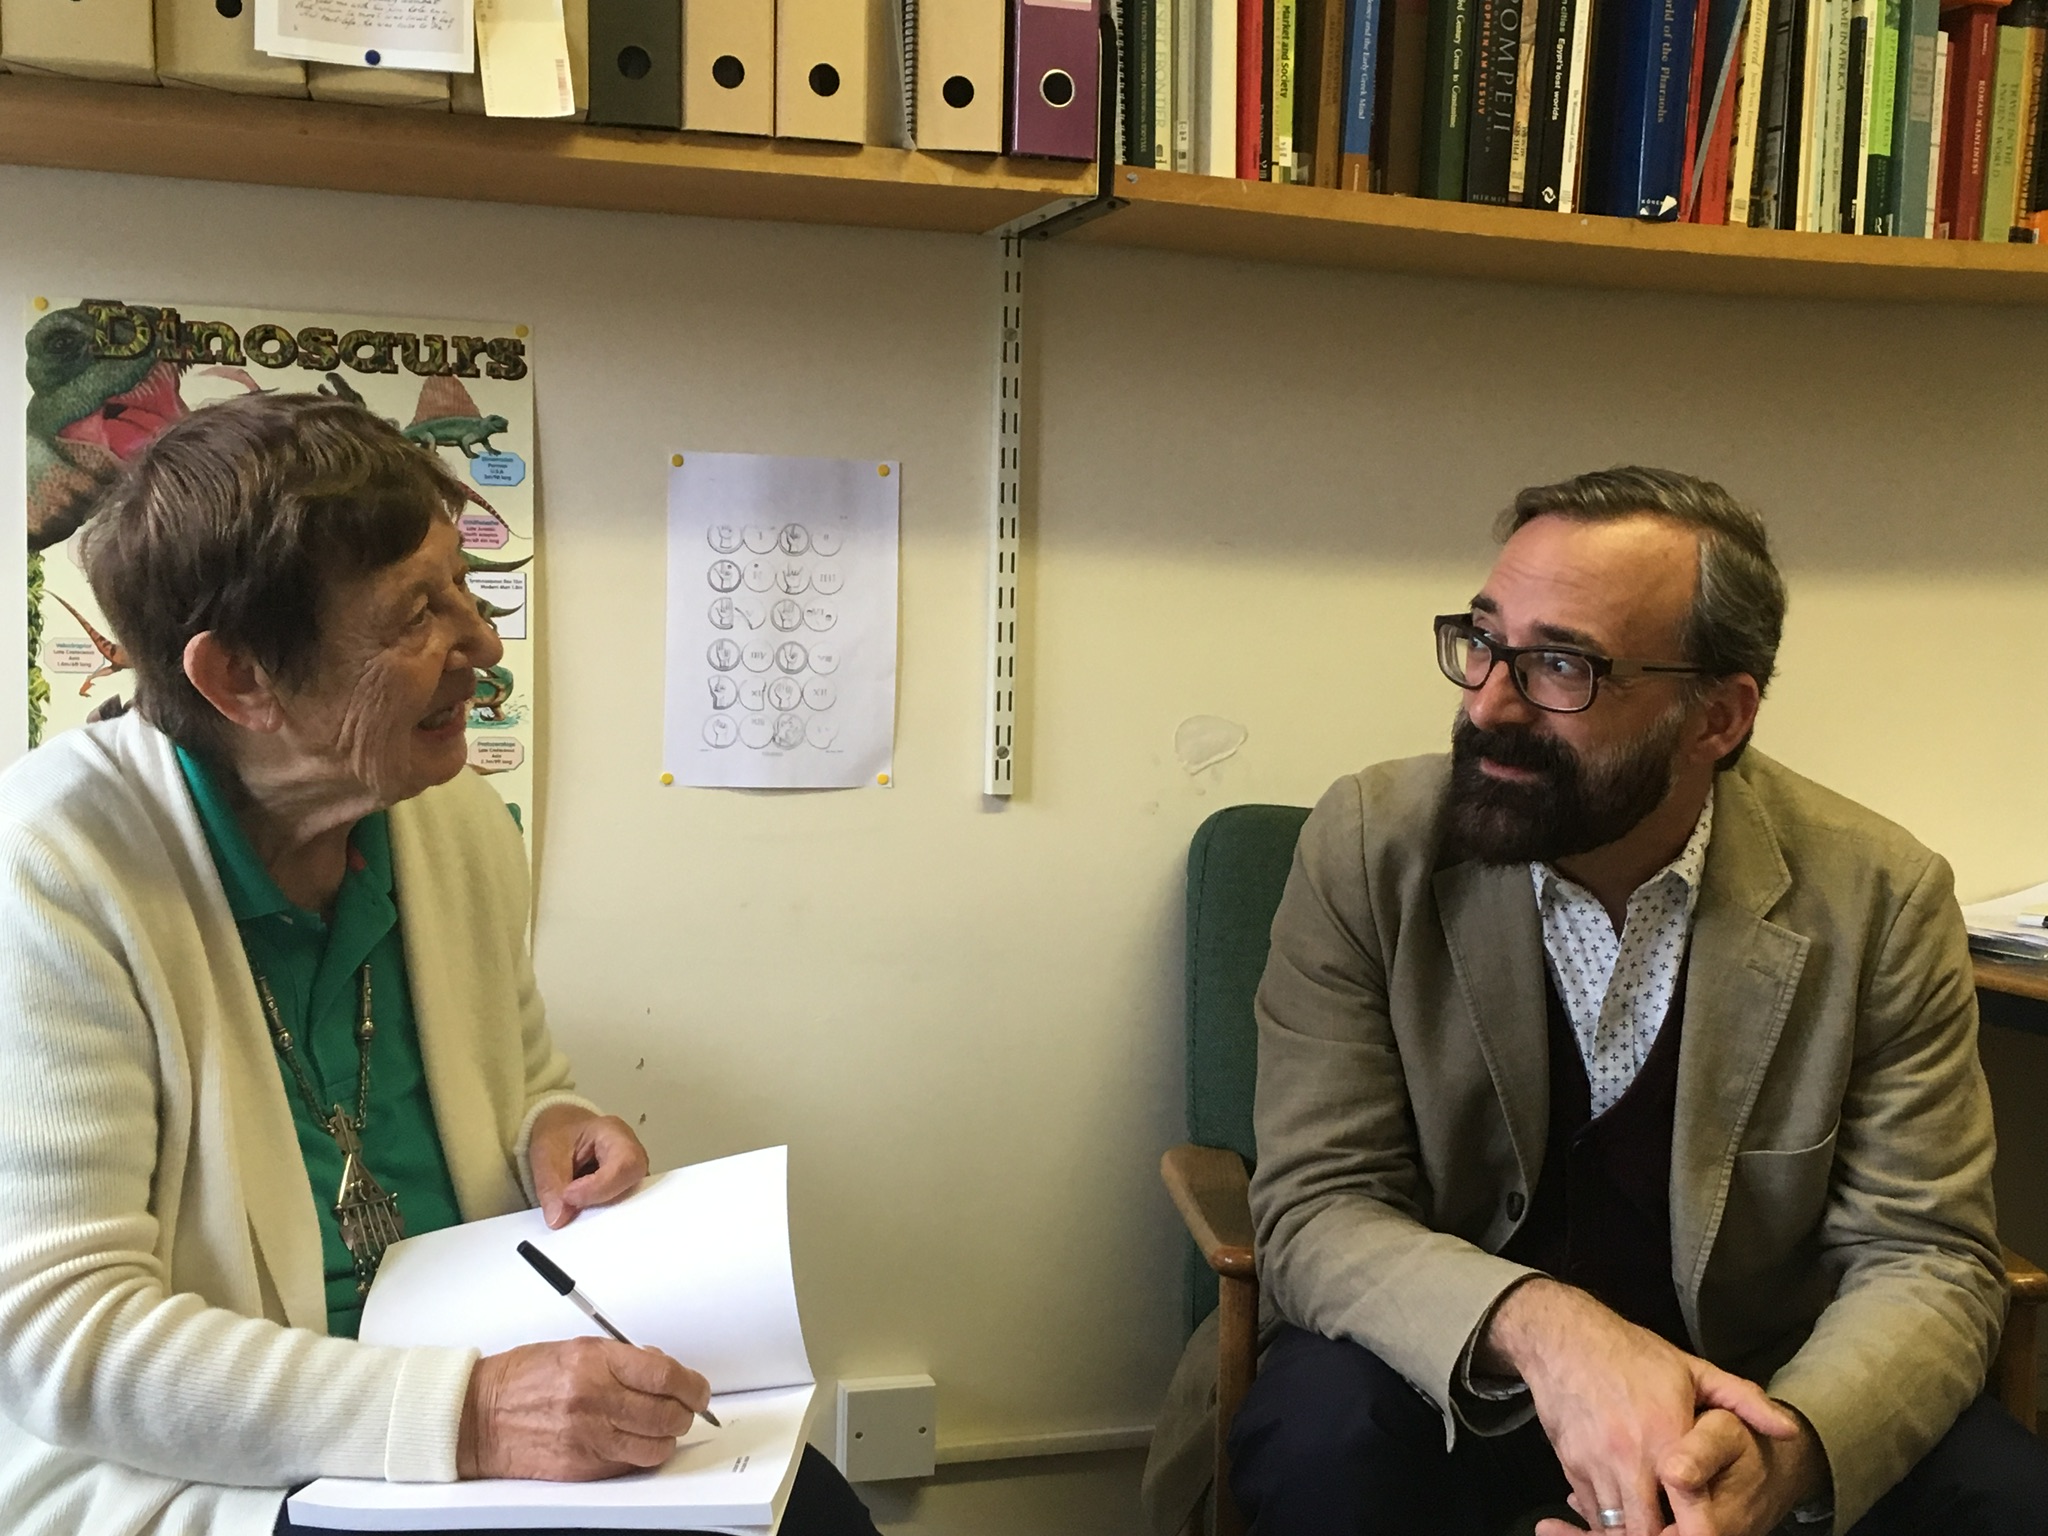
[516, 1239, 723, 1427]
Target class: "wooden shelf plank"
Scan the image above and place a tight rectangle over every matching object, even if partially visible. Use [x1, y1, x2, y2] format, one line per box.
[1069, 167, 2048, 304]
[0, 74, 1096, 235]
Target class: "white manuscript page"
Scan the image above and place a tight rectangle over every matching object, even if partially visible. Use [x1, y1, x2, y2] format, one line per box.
[664, 453, 900, 790]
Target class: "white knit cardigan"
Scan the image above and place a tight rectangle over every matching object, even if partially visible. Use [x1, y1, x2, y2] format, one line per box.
[0, 714, 595, 1535]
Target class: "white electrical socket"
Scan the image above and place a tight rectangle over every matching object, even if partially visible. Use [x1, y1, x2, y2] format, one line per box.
[835, 1375, 937, 1482]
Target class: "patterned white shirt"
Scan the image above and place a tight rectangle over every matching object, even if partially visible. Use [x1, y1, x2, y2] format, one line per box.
[1530, 789, 1715, 1118]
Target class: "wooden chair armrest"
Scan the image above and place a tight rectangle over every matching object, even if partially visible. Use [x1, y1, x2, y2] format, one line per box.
[1161, 1143, 1255, 1280]
[2006, 1246, 2047, 1304]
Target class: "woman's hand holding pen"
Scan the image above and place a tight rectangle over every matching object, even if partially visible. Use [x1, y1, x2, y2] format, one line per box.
[457, 1338, 712, 1481]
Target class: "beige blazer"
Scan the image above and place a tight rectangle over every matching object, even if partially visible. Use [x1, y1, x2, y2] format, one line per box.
[0, 713, 596, 1536]
[1150, 750, 2003, 1536]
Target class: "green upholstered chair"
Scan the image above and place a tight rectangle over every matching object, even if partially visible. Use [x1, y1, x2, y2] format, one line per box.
[1158, 803, 2047, 1536]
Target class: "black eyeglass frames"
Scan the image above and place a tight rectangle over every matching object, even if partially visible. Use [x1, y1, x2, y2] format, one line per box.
[1433, 613, 1712, 714]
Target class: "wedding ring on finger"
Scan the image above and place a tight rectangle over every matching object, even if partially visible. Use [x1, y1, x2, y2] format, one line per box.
[1598, 1511, 1627, 1530]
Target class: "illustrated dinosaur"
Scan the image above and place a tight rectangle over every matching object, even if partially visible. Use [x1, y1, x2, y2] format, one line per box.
[405, 376, 509, 459]
[26, 304, 188, 551]
[470, 665, 515, 724]
[49, 594, 130, 697]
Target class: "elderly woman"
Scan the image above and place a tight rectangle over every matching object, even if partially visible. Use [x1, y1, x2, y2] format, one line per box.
[0, 393, 878, 1536]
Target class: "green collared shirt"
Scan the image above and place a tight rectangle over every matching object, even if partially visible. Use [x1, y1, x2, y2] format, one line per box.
[177, 748, 464, 1338]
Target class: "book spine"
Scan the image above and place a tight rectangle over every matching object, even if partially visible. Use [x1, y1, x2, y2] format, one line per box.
[1124, 0, 1154, 164]
[1308, 0, 1351, 183]
[2015, 10, 2045, 214]
[1464, 0, 1506, 200]
[1557, 0, 1597, 206]
[1421, 0, 1478, 193]
[1824, 0, 1852, 227]
[1730, 0, 1774, 219]
[1205, 0, 1242, 173]
[1794, 0, 1822, 223]
[1766, 0, 1807, 222]
[1344, 0, 1387, 186]
[1841, 3, 1867, 231]
[1236, 0, 1264, 173]
[1753, 0, 1802, 222]
[1608, 0, 1699, 215]
[1176, 0, 1200, 168]
[1890, 0, 1938, 233]
[1942, 7, 1997, 238]
[1271, 0, 1300, 175]
[1384, 0, 1433, 190]
[1682, 0, 1714, 213]
[1526, 0, 1572, 202]
[1980, 13, 2028, 234]
[1509, 0, 1544, 195]
[1697, 13, 1746, 218]
[1156, 0, 1178, 166]
[1863, 0, 1898, 229]
[1929, 27, 1949, 229]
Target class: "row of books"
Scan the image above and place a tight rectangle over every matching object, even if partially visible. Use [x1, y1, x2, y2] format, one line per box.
[1122, 0, 2048, 237]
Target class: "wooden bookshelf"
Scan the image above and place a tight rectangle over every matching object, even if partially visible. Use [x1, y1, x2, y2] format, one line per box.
[1069, 166, 2048, 305]
[10, 74, 2048, 302]
[0, 74, 1096, 236]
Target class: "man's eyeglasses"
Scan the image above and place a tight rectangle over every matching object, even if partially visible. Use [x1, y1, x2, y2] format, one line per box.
[1433, 613, 1712, 715]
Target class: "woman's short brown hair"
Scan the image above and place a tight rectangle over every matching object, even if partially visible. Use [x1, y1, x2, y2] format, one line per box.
[80, 392, 464, 762]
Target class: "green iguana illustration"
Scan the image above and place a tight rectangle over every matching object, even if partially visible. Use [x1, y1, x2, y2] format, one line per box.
[405, 375, 509, 459]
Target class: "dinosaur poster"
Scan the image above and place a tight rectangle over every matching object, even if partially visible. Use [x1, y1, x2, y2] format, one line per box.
[23, 297, 541, 835]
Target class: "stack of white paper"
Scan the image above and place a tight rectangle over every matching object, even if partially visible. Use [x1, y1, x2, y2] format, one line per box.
[1961, 881, 2048, 961]
[288, 1147, 814, 1533]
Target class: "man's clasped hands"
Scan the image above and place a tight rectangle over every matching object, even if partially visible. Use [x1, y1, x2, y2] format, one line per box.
[1480, 1278, 1830, 1536]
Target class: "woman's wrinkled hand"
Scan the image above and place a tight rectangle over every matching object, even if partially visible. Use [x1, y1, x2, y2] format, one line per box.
[457, 1338, 709, 1481]
[528, 1105, 648, 1228]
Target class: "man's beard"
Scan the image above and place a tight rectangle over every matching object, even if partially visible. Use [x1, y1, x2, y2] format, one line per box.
[1443, 705, 1685, 866]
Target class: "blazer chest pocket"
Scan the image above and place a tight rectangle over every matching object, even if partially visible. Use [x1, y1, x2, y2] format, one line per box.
[1716, 1124, 1841, 1275]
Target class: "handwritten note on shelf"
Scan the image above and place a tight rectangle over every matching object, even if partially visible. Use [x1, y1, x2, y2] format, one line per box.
[663, 453, 901, 791]
[257, 0, 473, 73]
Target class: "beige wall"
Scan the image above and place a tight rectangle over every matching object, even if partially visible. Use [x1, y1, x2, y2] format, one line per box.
[3, 164, 2045, 1528]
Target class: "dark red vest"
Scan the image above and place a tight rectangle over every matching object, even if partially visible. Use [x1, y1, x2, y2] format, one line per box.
[1499, 957, 1692, 1349]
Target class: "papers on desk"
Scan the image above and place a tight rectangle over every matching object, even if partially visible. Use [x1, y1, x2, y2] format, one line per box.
[287, 1147, 814, 1533]
[1961, 881, 2048, 961]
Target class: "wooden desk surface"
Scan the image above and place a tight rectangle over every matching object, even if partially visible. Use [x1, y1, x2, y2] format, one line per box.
[1976, 957, 2048, 1005]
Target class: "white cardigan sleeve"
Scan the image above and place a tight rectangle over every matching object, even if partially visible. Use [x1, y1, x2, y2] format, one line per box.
[0, 820, 476, 1488]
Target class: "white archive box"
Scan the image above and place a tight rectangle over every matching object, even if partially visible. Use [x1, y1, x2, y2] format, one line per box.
[308, 58, 450, 105]
[1, 0, 155, 83]
[157, 0, 307, 95]
[774, 0, 900, 144]
[683, 0, 773, 135]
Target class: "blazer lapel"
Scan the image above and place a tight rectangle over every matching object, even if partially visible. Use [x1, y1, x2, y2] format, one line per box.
[1670, 770, 1809, 1321]
[1435, 859, 1551, 1195]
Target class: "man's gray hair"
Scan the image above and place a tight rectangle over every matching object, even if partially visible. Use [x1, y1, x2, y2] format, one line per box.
[1496, 466, 1788, 698]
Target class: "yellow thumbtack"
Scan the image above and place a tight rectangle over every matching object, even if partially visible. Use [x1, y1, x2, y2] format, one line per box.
[672, 454, 684, 467]
[878, 464, 891, 477]
[660, 772, 674, 785]
[514, 324, 530, 338]
[32, 297, 48, 312]
[876, 772, 890, 786]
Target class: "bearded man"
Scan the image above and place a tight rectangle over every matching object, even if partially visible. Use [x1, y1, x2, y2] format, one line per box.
[1226, 469, 2048, 1536]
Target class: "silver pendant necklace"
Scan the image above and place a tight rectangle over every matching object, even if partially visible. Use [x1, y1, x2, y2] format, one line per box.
[254, 966, 406, 1295]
